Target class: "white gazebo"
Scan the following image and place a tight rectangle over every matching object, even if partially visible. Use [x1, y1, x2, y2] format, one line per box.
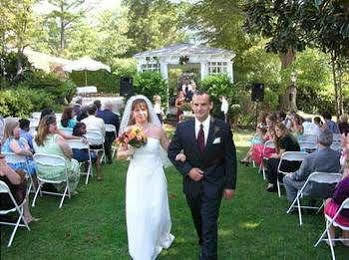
[133, 43, 236, 82]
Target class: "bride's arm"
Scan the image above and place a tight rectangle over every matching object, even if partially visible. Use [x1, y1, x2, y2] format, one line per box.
[159, 127, 186, 162]
[159, 128, 169, 151]
[116, 145, 134, 160]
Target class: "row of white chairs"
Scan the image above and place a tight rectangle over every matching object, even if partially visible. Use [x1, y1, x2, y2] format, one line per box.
[0, 133, 108, 247]
[253, 135, 346, 259]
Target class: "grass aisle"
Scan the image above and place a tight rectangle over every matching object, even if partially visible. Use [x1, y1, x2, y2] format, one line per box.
[1, 131, 347, 259]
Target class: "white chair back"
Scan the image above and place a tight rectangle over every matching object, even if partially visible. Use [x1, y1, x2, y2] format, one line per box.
[32, 153, 70, 208]
[0, 180, 30, 247]
[299, 140, 318, 152]
[105, 124, 116, 133]
[298, 134, 317, 143]
[67, 138, 89, 150]
[330, 134, 342, 151]
[34, 153, 66, 168]
[263, 140, 275, 150]
[277, 151, 307, 197]
[308, 172, 342, 184]
[2, 152, 27, 164]
[85, 131, 105, 146]
[279, 151, 308, 163]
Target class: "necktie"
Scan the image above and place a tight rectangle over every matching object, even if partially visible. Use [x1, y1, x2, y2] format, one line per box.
[197, 124, 205, 153]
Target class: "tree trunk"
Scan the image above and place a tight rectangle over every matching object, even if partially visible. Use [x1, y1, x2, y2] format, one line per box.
[60, 3, 65, 51]
[331, 53, 340, 119]
[1, 31, 6, 89]
[279, 49, 297, 111]
[338, 61, 343, 115]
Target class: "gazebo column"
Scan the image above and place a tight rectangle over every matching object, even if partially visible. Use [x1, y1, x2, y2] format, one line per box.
[227, 61, 234, 83]
[160, 62, 169, 113]
[136, 62, 142, 72]
[200, 61, 208, 81]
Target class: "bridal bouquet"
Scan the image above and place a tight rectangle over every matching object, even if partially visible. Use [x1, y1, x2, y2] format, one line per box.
[116, 125, 147, 148]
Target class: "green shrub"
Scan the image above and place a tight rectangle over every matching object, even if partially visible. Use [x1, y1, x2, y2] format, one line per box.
[0, 89, 34, 117]
[23, 70, 76, 104]
[70, 70, 119, 94]
[133, 71, 168, 108]
[200, 74, 247, 123]
[111, 58, 137, 78]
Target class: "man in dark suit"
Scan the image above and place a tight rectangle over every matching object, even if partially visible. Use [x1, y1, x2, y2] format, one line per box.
[168, 91, 237, 260]
[97, 101, 120, 164]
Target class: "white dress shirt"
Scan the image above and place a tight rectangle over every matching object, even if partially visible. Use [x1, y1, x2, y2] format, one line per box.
[81, 115, 106, 137]
[195, 115, 210, 146]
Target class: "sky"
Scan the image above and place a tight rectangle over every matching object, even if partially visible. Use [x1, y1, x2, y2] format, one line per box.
[34, 0, 122, 16]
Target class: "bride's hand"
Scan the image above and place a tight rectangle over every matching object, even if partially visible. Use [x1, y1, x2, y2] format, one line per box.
[175, 153, 186, 162]
[116, 145, 135, 160]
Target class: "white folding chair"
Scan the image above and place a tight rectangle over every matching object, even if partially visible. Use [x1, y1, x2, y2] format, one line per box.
[331, 134, 342, 151]
[32, 153, 70, 209]
[0, 180, 30, 247]
[298, 134, 318, 153]
[85, 131, 105, 164]
[258, 140, 275, 180]
[287, 172, 342, 226]
[2, 152, 36, 195]
[277, 151, 308, 197]
[314, 198, 349, 260]
[67, 139, 93, 185]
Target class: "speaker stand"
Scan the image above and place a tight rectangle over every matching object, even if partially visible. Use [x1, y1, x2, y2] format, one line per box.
[254, 101, 259, 128]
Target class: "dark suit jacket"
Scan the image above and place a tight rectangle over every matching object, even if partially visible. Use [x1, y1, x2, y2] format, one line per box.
[97, 109, 120, 138]
[168, 117, 237, 197]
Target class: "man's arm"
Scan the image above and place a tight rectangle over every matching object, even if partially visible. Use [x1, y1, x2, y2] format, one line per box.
[223, 126, 237, 190]
[168, 126, 193, 176]
[292, 157, 309, 181]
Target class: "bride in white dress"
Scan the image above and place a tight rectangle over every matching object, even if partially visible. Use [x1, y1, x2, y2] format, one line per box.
[117, 95, 184, 260]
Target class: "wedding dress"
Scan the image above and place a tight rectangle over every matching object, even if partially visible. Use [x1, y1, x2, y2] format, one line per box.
[126, 137, 174, 260]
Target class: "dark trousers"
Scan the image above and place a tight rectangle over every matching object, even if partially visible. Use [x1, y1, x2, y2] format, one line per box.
[185, 187, 223, 260]
[104, 133, 115, 163]
[266, 158, 301, 185]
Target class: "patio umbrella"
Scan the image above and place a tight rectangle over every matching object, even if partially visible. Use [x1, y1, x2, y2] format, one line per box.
[63, 56, 111, 86]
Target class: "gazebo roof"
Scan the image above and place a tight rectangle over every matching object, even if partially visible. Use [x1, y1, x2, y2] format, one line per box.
[134, 43, 235, 59]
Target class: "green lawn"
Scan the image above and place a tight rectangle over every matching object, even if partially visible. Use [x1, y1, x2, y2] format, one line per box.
[1, 130, 347, 259]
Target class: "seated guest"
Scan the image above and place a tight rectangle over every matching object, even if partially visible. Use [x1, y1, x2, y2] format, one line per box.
[338, 114, 349, 136]
[94, 100, 102, 115]
[240, 123, 267, 165]
[251, 113, 277, 166]
[81, 104, 105, 180]
[72, 98, 83, 119]
[265, 122, 301, 192]
[39, 107, 79, 141]
[313, 116, 324, 136]
[324, 163, 349, 246]
[97, 101, 119, 164]
[19, 118, 34, 152]
[322, 111, 340, 134]
[81, 104, 106, 137]
[72, 122, 100, 177]
[290, 114, 304, 138]
[76, 105, 89, 121]
[60, 106, 77, 130]
[283, 128, 341, 203]
[34, 115, 80, 193]
[0, 154, 37, 223]
[1, 118, 36, 176]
